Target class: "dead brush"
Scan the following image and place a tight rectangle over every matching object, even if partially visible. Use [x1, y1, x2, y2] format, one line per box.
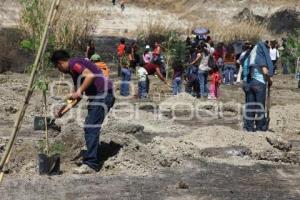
[19, 0, 96, 50]
[137, 17, 184, 45]
[53, 1, 96, 49]
[188, 20, 266, 44]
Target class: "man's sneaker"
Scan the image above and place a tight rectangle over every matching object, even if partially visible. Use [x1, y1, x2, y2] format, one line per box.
[73, 164, 96, 174]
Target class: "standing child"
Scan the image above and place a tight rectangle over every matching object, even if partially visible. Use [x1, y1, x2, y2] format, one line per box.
[208, 67, 222, 100]
[120, 49, 131, 96]
[269, 41, 280, 75]
[137, 65, 148, 99]
[90, 54, 110, 78]
[117, 38, 126, 77]
[172, 63, 184, 95]
[223, 45, 236, 85]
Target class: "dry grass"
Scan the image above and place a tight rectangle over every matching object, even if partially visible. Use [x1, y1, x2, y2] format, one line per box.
[188, 20, 267, 44]
[137, 17, 184, 45]
[19, 0, 96, 50]
[137, 17, 266, 44]
[53, 1, 96, 49]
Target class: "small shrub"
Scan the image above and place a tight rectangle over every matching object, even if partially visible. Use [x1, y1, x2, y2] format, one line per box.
[38, 140, 65, 155]
[281, 29, 300, 73]
[20, 39, 34, 51]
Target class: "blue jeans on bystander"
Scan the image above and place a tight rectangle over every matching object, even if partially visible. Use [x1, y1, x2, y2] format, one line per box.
[224, 65, 236, 85]
[138, 81, 147, 98]
[172, 77, 182, 95]
[120, 67, 131, 96]
[243, 79, 267, 132]
[198, 70, 208, 97]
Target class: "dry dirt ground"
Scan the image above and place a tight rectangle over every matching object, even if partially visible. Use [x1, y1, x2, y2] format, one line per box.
[0, 1, 300, 200]
[0, 71, 299, 200]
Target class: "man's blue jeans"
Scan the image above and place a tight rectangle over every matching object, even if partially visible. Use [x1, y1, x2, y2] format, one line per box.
[83, 91, 115, 171]
[243, 79, 267, 131]
[198, 70, 208, 97]
[172, 77, 182, 95]
[138, 81, 147, 98]
[120, 67, 131, 96]
[224, 65, 235, 84]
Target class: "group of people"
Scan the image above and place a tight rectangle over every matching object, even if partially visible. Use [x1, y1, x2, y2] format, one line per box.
[48, 32, 276, 174]
[120, 35, 278, 144]
[117, 39, 169, 98]
[186, 36, 275, 132]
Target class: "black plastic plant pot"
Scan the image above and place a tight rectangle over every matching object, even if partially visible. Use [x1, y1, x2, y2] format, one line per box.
[34, 117, 52, 131]
[33, 117, 61, 132]
[38, 154, 61, 175]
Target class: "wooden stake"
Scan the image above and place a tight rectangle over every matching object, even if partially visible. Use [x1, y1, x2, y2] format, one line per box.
[43, 91, 49, 156]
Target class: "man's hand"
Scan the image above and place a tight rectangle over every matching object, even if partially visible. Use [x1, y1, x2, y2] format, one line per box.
[268, 78, 273, 87]
[67, 90, 82, 100]
[164, 80, 172, 88]
[262, 66, 273, 87]
[54, 110, 63, 118]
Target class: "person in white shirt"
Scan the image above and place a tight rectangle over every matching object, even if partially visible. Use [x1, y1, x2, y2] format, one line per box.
[269, 41, 280, 74]
[137, 65, 148, 99]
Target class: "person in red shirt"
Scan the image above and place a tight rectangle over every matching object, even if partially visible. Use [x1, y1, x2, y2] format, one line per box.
[208, 67, 222, 100]
[144, 62, 170, 94]
[117, 38, 126, 76]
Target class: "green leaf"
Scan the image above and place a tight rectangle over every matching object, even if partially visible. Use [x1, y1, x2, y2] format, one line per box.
[20, 39, 34, 51]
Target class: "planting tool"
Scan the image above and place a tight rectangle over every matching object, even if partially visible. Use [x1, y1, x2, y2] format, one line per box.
[265, 82, 271, 130]
[33, 117, 61, 132]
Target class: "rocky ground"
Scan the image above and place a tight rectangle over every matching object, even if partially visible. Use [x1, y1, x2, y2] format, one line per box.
[0, 0, 300, 199]
[0, 70, 299, 199]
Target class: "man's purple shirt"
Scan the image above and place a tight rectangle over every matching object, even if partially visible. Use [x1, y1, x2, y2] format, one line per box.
[68, 58, 113, 96]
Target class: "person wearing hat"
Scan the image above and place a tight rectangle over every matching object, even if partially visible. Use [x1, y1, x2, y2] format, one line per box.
[90, 54, 110, 78]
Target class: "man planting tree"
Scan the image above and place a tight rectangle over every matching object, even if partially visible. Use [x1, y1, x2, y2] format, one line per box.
[51, 50, 115, 174]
